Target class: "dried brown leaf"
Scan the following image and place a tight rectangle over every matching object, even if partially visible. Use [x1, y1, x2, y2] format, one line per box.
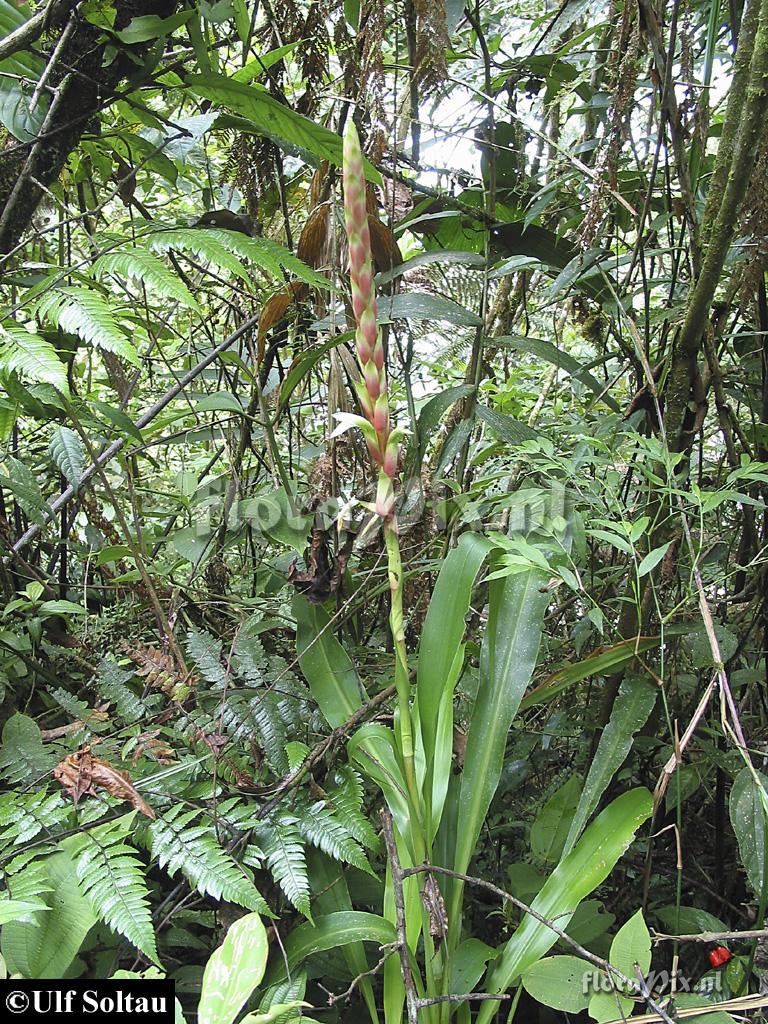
[54, 749, 156, 819]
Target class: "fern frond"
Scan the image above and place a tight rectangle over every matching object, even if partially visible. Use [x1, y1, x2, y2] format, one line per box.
[201, 228, 330, 289]
[0, 322, 68, 389]
[293, 798, 372, 873]
[0, 791, 68, 849]
[34, 286, 139, 364]
[91, 250, 199, 310]
[147, 230, 252, 285]
[250, 694, 289, 774]
[187, 628, 227, 685]
[328, 765, 379, 851]
[49, 426, 85, 487]
[142, 804, 268, 914]
[94, 657, 147, 724]
[256, 817, 311, 918]
[0, 713, 57, 786]
[73, 817, 159, 963]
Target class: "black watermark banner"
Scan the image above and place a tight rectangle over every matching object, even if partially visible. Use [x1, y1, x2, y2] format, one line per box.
[0, 980, 175, 1022]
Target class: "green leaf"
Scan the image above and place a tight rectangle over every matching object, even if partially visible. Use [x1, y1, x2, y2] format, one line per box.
[521, 955, 591, 1013]
[0, 713, 57, 787]
[637, 542, 673, 577]
[294, 597, 362, 728]
[91, 249, 199, 310]
[0, 0, 47, 141]
[49, 426, 86, 487]
[198, 913, 268, 1024]
[115, 9, 194, 41]
[564, 676, 657, 854]
[377, 292, 482, 327]
[68, 817, 159, 964]
[0, 323, 68, 389]
[729, 767, 768, 898]
[476, 404, 540, 444]
[530, 775, 581, 865]
[187, 74, 381, 183]
[416, 532, 490, 773]
[476, 789, 653, 1024]
[494, 335, 621, 413]
[1, 849, 97, 978]
[264, 911, 396, 988]
[449, 567, 550, 922]
[35, 287, 139, 364]
[608, 909, 651, 984]
[520, 636, 660, 711]
[0, 900, 49, 925]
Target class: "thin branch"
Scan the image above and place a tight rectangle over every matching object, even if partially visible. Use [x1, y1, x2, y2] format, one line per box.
[381, 809, 419, 1024]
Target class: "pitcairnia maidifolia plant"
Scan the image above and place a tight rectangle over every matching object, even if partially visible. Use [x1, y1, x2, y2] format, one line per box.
[289, 120, 654, 1024]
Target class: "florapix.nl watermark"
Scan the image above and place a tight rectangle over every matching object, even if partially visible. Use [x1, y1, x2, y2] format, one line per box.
[582, 967, 724, 997]
[0, 980, 175, 1023]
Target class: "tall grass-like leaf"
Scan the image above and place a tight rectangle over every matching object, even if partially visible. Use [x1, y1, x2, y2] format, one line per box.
[416, 532, 490, 771]
[475, 788, 653, 1024]
[198, 913, 268, 1024]
[294, 596, 362, 728]
[450, 569, 550, 916]
[0, 323, 68, 388]
[564, 675, 657, 855]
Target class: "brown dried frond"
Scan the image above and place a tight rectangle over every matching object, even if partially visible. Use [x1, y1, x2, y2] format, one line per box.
[222, 134, 261, 223]
[297, 204, 331, 270]
[122, 640, 192, 700]
[54, 748, 156, 819]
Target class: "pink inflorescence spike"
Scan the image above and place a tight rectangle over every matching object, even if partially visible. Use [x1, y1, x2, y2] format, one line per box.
[342, 121, 399, 519]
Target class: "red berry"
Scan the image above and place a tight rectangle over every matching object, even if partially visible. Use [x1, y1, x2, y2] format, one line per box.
[708, 946, 731, 968]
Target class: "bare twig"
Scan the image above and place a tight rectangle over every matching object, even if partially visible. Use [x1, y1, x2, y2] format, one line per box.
[381, 809, 419, 1024]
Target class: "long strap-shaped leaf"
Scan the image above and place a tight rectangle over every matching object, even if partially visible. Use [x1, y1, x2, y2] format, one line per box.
[449, 567, 550, 928]
[294, 596, 363, 728]
[475, 788, 653, 1024]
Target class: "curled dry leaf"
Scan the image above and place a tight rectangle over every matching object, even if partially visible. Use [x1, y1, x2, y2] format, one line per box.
[257, 281, 310, 361]
[297, 204, 330, 269]
[54, 748, 156, 819]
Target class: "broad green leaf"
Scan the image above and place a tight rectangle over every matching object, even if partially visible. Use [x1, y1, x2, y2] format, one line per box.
[476, 404, 540, 444]
[521, 955, 591, 1013]
[494, 335, 621, 413]
[729, 767, 768, 897]
[637, 541, 673, 577]
[348, 723, 411, 845]
[564, 676, 657, 854]
[378, 292, 482, 327]
[476, 789, 653, 1024]
[449, 938, 498, 995]
[264, 911, 396, 988]
[240, 1005, 311, 1024]
[198, 913, 268, 1024]
[608, 909, 651, 984]
[0, 900, 49, 925]
[187, 74, 381, 183]
[116, 10, 194, 41]
[1, 849, 97, 978]
[49, 426, 86, 487]
[530, 775, 581, 864]
[405, 383, 476, 472]
[0, 0, 47, 141]
[294, 596, 362, 728]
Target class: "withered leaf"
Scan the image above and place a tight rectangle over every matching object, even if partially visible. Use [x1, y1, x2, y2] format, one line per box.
[54, 749, 156, 819]
[257, 281, 310, 361]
